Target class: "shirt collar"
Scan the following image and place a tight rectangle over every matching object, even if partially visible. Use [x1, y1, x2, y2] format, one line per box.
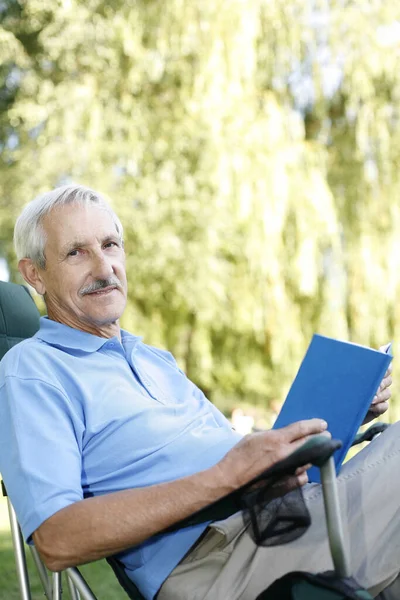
[35, 316, 141, 353]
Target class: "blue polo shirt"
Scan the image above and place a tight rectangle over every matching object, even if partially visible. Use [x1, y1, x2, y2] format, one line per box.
[0, 317, 242, 599]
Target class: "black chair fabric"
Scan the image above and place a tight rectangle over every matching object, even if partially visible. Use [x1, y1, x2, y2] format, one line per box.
[106, 557, 145, 600]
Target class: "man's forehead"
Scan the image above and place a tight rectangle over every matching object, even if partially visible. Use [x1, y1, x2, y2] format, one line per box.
[42, 203, 119, 248]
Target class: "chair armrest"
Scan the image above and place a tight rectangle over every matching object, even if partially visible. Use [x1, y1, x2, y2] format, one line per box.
[351, 422, 389, 447]
[166, 435, 342, 532]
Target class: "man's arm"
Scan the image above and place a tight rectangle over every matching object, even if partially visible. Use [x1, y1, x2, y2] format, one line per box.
[33, 418, 327, 571]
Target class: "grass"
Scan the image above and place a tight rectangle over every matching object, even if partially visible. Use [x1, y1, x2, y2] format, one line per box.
[0, 496, 128, 599]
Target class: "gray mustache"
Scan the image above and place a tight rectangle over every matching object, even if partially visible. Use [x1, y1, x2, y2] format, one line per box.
[80, 278, 121, 296]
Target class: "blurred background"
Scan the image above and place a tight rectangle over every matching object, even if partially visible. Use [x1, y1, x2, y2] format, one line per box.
[1, 0, 400, 593]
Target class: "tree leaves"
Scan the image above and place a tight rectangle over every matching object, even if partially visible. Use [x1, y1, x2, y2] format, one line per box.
[1, 0, 400, 418]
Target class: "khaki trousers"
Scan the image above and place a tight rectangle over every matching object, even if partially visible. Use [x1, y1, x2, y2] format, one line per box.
[158, 422, 400, 600]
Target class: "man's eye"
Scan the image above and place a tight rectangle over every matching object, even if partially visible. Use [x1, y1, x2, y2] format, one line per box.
[68, 249, 80, 257]
[104, 241, 118, 248]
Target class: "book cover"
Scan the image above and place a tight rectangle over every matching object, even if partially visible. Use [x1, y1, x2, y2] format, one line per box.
[272, 335, 392, 483]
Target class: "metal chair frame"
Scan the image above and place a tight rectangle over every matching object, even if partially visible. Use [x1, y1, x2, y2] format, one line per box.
[4, 483, 97, 600]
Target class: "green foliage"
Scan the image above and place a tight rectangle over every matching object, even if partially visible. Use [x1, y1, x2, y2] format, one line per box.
[1, 0, 400, 416]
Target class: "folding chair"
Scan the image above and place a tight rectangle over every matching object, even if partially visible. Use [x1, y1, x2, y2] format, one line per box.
[0, 280, 391, 600]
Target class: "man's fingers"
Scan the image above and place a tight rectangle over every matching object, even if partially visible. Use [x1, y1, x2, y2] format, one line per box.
[373, 383, 392, 404]
[379, 374, 392, 392]
[286, 429, 332, 459]
[297, 471, 309, 486]
[295, 464, 311, 476]
[369, 401, 389, 416]
[279, 418, 328, 442]
[268, 472, 309, 498]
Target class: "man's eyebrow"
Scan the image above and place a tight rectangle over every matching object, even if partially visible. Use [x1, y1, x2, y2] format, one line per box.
[59, 240, 88, 255]
[59, 235, 121, 256]
[102, 234, 121, 244]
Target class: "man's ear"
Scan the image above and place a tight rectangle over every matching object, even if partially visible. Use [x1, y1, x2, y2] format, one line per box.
[18, 258, 46, 295]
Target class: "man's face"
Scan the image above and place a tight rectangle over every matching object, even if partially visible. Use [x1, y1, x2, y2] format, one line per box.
[33, 202, 127, 335]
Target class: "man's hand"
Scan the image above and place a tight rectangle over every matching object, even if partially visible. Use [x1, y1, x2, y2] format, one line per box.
[363, 345, 393, 424]
[214, 418, 328, 494]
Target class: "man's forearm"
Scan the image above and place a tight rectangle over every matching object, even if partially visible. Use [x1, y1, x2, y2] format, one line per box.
[33, 418, 328, 571]
[33, 464, 229, 571]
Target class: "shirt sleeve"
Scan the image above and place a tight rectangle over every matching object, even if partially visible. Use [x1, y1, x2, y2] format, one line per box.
[194, 385, 235, 429]
[0, 374, 84, 542]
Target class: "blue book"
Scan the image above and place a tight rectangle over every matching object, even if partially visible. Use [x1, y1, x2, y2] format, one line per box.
[273, 335, 392, 483]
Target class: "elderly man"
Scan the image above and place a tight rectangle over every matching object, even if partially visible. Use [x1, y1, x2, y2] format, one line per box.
[0, 184, 398, 600]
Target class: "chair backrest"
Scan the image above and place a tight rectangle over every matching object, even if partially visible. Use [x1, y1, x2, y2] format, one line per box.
[0, 281, 40, 359]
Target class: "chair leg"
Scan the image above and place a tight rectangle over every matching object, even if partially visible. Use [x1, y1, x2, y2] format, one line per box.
[65, 568, 97, 600]
[66, 572, 81, 600]
[320, 456, 351, 578]
[29, 545, 52, 598]
[6, 495, 96, 600]
[52, 571, 62, 599]
[7, 497, 32, 600]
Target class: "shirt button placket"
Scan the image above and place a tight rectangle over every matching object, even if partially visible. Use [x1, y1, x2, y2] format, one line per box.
[139, 375, 158, 400]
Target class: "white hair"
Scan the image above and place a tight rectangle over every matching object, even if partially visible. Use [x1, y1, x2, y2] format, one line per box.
[14, 184, 124, 269]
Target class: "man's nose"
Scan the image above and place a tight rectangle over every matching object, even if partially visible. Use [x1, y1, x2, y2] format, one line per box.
[91, 252, 114, 279]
